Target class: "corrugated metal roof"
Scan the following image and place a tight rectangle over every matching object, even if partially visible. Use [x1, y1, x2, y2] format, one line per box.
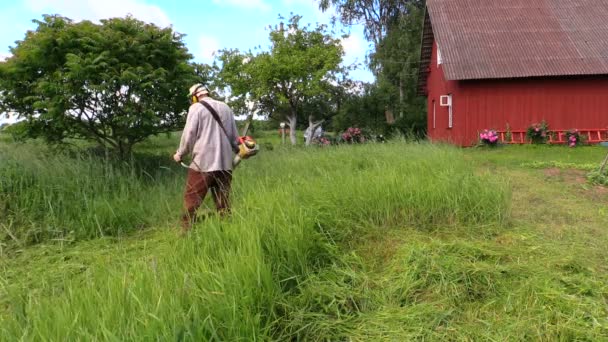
[425, 0, 608, 81]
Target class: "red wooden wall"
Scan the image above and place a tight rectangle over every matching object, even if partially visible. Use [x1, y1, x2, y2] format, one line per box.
[426, 41, 608, 146]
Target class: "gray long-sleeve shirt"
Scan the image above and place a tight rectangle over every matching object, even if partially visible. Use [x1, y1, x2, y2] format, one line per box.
[176, 98, 239, 172]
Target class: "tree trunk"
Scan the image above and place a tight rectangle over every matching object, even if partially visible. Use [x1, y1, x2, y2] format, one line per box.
[385, 106, 395, 124]
[116, 140, 133, 160]
[287, 113, 297, 145]
[399, 75, 404, 119]
[305, 115, 324, 146]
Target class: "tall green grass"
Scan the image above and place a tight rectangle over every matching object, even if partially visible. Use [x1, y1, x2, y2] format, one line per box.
[0, 141, 511, 340]
[0, 146, 184, 244]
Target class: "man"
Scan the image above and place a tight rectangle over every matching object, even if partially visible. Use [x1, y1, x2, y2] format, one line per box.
[173, 84, 239, 230]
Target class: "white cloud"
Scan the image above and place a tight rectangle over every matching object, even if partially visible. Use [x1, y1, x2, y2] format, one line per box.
[24, 0, 171, 27]
[341, 34, 364, 58]
[211, 0, 271, 12]
[198, 35, 220, 63]
[0, 53, 11, 62]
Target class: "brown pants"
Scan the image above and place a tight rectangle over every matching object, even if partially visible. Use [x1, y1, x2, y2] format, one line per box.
[181, 169, 232, 229]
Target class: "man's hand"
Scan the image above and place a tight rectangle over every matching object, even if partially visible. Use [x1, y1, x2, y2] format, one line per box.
[173, 153, 182, 163]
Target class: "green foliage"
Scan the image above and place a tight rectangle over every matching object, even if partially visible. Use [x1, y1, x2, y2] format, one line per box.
[565, 129, 586, 147]
[0, 121, 29, 142]
[332, 83, 389, 134]
[1, 140, 511, 339]
[587, 170, 608, 186]
[505, 123, 513, 142]
[0, 15, 197, 158]
[319, 1, 427, 135]
[318, 0, 424, 49]
[4, 141, 608, 340]
[521, 161, 598, 171]
[215, 14, 345, 143]
[0, 146, 183, 244]
[372, 3, 426, 134]
[526, 120, 550, 144]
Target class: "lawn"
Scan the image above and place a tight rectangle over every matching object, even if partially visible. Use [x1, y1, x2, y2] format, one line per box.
[1, 135, 607, 340]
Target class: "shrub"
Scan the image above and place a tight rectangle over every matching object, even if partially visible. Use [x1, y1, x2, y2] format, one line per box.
[565, 129, 585, 147]
[526, 121, 550, 144]
[341, 127, 365, 144]
[479, 129, 499, 147]
[505, 123, 512, 143]
[587, 170, 608, 186]
[317, 137, 331, 146]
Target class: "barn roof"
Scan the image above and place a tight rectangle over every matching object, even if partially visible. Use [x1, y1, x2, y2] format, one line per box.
[417, 0, 608, 94]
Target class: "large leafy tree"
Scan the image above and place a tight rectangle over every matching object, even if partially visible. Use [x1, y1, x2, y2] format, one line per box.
[373, 3, 426, 132]
[319, 0, 417, 54]
[319, 0, 426, 132]
[0, 15, 197, 157]
[216, 15, 345, 145]
[332, 82, 390, 134]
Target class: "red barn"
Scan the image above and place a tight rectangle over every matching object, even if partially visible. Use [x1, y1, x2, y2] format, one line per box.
[417, 0, 608, 146]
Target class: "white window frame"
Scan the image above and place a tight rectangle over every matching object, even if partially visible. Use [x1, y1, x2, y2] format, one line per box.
[440, 94, 453, 128]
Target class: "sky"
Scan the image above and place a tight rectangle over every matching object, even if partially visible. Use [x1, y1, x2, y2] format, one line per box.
[0, 0, 374, 82]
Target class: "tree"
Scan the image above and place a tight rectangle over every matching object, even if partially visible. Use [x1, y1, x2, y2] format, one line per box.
[301, 74, 353, 145]
[374, 3, 425, 127]
[0, 15, 197, 158]
[318, 0, 426, 132]
[318, 0, 423, 63]
[332, 82, 389, 134]
[216, 15, 345, 145]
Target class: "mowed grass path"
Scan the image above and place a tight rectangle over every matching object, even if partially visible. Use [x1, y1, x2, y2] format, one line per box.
[338, 147, 608, 340]
[1, 139, 607, 340]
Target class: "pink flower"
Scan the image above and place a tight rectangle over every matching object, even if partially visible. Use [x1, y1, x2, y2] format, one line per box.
[535, 127, 540, 132]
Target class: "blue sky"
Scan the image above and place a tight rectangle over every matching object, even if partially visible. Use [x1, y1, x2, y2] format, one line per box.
[0, 0, 374, 83]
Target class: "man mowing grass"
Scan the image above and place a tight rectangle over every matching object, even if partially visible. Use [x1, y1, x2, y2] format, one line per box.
[173, 84, 240, 232]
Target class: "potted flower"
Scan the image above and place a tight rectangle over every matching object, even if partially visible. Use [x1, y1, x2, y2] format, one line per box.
[526, 121, 550, 144]
[479, 129, 499, 146]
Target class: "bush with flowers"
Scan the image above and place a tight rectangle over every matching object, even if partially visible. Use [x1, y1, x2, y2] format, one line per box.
[565, 129, 585, 147]
[479, 129, 499, 146]
[311, 136, 332, 146]
[526, 121, 550, 144]
[341, 127, 366, 144]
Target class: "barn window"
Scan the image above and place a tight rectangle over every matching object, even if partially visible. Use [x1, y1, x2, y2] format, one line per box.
[437, 46, 443, 66]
